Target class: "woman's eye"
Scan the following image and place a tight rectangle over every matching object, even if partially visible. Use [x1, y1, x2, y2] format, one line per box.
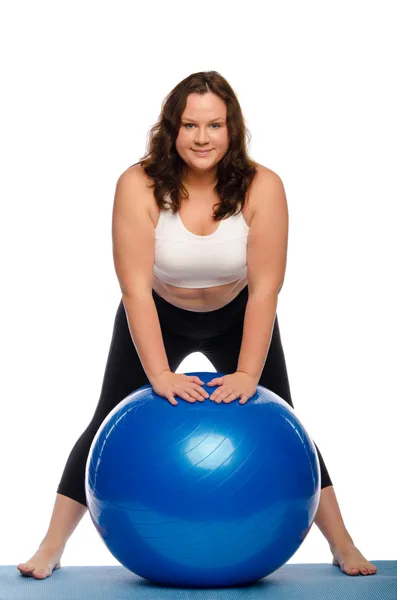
[184, 123, 221, 129]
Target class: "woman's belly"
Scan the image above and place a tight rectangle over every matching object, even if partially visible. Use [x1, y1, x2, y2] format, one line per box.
[152, 274, 248, 312]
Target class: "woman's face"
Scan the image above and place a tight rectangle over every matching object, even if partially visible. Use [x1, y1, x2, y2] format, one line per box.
[175, 92, 229, 175]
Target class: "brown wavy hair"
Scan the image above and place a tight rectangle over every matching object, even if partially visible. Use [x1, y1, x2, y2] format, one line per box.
[129, 71, 258, 221]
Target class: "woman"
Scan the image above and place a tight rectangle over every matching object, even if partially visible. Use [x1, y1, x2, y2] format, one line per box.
[18, 71, 377, 579]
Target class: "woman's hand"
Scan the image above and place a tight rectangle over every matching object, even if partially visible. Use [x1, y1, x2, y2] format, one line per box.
[207, 371, 258, 405]
[151, 370, 209, 406]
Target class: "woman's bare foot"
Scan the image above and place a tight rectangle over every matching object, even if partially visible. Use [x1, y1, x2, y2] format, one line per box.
[17, 544, 64, 579]
[331, 542, 378, 576]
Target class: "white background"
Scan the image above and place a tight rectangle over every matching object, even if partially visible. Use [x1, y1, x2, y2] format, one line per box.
[1, 0, 396, 570]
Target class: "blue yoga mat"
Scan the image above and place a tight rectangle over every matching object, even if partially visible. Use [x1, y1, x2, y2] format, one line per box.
[1, 561, 396, 600]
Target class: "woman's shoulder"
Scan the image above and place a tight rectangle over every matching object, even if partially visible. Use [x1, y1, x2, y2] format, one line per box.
[118, 163, 155, 201]
[252, 162, 282, 182]
[115, 164, 155, 222]
[122, 163, 152, 189]
[247, 163, 283, 212]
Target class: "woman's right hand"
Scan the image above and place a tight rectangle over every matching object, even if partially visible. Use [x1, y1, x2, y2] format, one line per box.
[151, 370, 209, 406]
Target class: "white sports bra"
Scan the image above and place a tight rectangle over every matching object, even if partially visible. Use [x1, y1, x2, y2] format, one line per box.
[153, 195, 250, 289]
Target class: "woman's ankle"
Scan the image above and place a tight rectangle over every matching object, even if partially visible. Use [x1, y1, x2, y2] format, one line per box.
[39, 537, 66, 552]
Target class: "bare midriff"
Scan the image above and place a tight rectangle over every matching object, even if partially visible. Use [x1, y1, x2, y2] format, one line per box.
[129, 164, 260, 313]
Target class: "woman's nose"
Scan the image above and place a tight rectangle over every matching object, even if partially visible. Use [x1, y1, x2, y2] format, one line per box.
[194, 129, 211, 143]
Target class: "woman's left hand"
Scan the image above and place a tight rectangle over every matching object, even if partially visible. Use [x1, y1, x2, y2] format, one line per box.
[206, 371, 258, 405]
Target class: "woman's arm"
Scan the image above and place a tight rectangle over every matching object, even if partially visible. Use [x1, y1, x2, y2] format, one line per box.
[112, 168, 170, 382]
[237, 292, 278, 382]
[237, 169, 289, 381]
[122, 293, 170, 382]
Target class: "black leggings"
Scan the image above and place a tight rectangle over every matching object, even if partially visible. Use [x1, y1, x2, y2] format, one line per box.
[57, 285, 332, 506]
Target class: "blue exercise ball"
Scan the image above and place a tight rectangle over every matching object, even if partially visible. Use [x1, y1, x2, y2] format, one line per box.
[85, 371, 320, 588]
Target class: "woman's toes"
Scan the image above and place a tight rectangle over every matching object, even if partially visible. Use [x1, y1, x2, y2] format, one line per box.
[33, 569, 48, 579]
[18, 563, 33, 574]
[332, 545, 378, 577]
